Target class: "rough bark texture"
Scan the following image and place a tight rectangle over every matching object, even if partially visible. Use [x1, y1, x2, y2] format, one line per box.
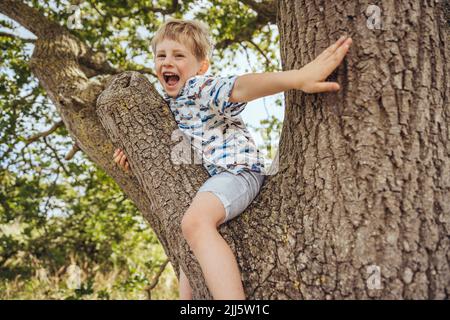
[1, 0, 448, 299]
[276, 0, 449, 298]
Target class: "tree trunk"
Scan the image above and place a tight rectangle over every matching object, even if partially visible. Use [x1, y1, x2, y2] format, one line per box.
[274, 0, 449, 299]
[1, 0, 448, 299]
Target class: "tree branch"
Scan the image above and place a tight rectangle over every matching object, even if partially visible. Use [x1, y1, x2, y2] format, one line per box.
[145, 259, 170, 299]
[239, 0, 277, 24]
[246, 39, 274, 69]
[90, 2, 106, 18]
[42, 136, 70, 176]
[65, 143, 80, 161]
[0, 0, 64, 38]
[78, 51, 119, 77]
[122, 65, 157, 78]
[25, 120, 64, 146]
[0, 1, 118, 79]
[0, 30, 36, 43]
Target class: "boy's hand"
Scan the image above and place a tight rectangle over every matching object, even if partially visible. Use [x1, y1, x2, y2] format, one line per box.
[113, 148, 131, 173]
[295, 36, 352, 93]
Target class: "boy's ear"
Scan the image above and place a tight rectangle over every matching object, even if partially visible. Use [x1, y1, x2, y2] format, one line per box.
[197, 59, 209, 75]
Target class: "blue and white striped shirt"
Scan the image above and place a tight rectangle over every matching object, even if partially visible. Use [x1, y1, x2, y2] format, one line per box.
[163, 75, 266, 176]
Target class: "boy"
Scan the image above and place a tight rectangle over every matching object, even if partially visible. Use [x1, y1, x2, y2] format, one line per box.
[113, 18, 352, 299]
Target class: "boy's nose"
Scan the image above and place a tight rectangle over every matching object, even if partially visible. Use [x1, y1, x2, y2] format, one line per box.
[162, 56, 175, 65]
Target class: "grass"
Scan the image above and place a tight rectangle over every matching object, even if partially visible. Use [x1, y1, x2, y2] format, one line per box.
[0, 263, 179, 300]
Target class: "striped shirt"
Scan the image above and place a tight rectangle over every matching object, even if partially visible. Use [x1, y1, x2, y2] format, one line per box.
[163, 75, 266, 176]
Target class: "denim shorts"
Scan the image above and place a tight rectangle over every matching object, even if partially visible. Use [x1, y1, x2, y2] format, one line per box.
[196, 169, 266, 225]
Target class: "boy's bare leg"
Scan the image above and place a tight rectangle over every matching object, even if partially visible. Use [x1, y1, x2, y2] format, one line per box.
[179, 267, 193, 300]
[181, 192, 245, 300]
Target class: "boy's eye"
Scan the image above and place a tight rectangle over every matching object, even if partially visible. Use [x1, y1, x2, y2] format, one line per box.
[156, 55, 183, 59]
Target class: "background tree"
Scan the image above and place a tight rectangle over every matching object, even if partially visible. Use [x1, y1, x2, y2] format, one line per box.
[1, 0, 449, 300]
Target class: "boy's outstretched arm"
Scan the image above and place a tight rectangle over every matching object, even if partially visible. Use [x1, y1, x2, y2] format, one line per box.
[229, 36, 352, 103]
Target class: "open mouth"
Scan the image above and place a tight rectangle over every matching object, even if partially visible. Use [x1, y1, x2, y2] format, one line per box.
[163, 72, 180, 87]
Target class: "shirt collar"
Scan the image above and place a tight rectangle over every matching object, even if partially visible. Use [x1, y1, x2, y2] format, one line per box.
[163, 91, 172, 101]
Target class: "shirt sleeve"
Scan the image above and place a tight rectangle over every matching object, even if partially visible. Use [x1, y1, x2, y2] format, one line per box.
[186, 75, 247, 117]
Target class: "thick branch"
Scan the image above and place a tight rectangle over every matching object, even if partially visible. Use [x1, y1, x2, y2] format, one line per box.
[0, 1, 117, 79]
[65, 143, 80, 160]
[120, 64, 157, 78]
[0, 30, 36, 43]
[0, 0, 63, 38]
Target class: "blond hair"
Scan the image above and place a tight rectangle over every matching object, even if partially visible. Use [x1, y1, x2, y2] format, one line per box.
[151, 18, 214, 62]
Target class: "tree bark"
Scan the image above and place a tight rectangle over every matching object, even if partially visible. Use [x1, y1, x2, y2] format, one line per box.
[1, 0, 448, 299]
[275, 0, 449, 299]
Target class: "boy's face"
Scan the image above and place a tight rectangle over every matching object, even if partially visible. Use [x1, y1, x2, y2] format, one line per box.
[155, 38, 209, 97]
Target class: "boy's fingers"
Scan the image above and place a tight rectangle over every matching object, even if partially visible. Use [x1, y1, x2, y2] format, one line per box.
[122, 156, 128, 167]
[331, 38, 352, 62]
[113, 149, 130, 172]
[314, 82, 340, 93]
[119, 155, 127, 167]
[323, 38, 351, 74]
[115, 152, 124, 160]
[320, 36, 348, 59]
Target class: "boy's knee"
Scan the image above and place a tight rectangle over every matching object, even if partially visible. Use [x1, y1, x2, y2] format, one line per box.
[181, 212, 206, 243]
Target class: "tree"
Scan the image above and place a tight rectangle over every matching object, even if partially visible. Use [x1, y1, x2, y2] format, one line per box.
[1, 0, 448, 299]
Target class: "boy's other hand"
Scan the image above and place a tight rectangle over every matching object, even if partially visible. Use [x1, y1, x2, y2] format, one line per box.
[113, 148, 131, 173]
[295, 36, 352, 93]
